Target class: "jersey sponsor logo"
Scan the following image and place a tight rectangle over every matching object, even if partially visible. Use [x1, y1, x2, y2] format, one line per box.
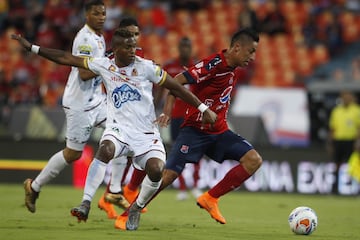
[180, 144, 189, 154]
[111, 84, 141, 108]
[205, 56, 222, 71]
[78, 45, 92, 55]
[111, 75, 128, 82]
[219, 86, 233, 104]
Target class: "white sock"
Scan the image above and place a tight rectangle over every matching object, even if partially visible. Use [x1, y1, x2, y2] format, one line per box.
[136, 175, 161, 208]
[82, 158, 107, 202]
[109, 156, 128, 193]
[31, 151, 68, 192]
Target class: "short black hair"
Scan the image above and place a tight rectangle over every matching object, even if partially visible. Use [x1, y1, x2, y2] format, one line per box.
[112, 28, 135, 48]
[119, 17, 139, 28]
[230, 28, 259, 47]
[113, 28, 134, 38]
[85, 0, 104, 12]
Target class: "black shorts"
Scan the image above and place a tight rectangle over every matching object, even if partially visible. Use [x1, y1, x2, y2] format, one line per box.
[165, 126, 254, 174]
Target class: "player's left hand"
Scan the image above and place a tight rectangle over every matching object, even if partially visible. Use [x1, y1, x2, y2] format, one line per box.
[202, 109, 217, 125]
[11, 34, 32, 51]
[154, 113, 170, 127]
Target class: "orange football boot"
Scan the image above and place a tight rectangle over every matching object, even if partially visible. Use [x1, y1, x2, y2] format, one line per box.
[114, 215, 128, 230]
[196, 191, 226, 224]
[98, 193, 118, 219]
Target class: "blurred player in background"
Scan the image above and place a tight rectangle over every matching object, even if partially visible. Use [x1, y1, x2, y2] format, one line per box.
[23, 0, 107, 214]
[116, 27, 262, 230]
[328, 91, 360, 194]
[162, 36, 203, 200]
[98, 17, 148, 219]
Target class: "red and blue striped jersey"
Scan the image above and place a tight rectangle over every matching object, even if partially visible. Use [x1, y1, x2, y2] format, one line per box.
[182, 50, 246, 134]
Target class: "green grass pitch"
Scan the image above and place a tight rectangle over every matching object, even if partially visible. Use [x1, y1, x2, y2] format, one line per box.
[0, 184, 359, 240]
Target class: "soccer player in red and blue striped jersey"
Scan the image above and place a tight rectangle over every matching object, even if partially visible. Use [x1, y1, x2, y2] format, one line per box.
[116, 27, 263, 230]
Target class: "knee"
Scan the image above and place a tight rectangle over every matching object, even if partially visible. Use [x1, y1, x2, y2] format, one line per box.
[95, 140, 115, 163]
[241, 149, 262, 174]
[63, 148, 82, 163]
[145, 158, 165, 182]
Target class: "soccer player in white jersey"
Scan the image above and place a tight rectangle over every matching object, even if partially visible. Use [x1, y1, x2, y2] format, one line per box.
[12, 28, 217, 228]
[98, 17, 148, 219]
[22, 0, 108, 213]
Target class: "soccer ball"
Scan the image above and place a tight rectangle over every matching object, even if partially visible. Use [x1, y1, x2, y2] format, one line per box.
[288, 206, 318, 235]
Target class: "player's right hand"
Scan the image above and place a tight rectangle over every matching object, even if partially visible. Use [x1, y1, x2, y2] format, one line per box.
[11, 34, 32, 51]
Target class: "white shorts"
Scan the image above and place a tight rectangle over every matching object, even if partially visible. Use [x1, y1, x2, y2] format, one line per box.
[64, 100, 107, 151]
[101, 128, 166, 170]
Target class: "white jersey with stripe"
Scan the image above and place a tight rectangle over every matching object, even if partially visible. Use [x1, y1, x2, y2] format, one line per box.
[62, 24, 106, 110]
[86, 56, 167, 136]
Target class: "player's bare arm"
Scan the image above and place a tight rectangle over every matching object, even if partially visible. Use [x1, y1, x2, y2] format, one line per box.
[11, 34, 90, 71]
[158, 72, 217, 127]
[163, 72, 188, 115]
[78, 68, 98, 80]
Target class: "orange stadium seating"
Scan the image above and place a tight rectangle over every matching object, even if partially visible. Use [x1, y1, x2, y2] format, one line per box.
[2, 0, 360, 102]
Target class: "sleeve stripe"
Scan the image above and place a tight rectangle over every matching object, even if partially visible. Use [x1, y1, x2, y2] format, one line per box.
[83, 57, 89, 69]
[183, 71, 196, 84]
[158, 71, 167, 85]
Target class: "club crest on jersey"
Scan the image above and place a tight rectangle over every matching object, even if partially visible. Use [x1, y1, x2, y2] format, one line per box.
[108, 65, 116, 72]
[111, 84, 141, 108]
[180, 145, 189, 154]
[132, 68, 138, 76]
[220, 86, 233, 104]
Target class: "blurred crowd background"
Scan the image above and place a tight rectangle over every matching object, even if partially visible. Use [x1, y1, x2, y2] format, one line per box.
[0, 0, 360, 144]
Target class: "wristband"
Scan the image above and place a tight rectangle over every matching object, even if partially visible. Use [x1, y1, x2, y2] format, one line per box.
[197, 103, 208, 113]
[31, 45, 40, 54]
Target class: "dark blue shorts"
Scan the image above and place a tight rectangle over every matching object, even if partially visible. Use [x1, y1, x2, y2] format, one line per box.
[166, 126, 254, 174]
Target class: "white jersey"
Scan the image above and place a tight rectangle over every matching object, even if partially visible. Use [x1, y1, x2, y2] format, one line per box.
[85, 56, 166, 136]
[62, 24, 106, 110]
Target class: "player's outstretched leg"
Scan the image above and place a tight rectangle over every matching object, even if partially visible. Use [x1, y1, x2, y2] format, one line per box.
[23, 178, 39, 213]
[70, 200, 91, 222]
[196, 191, 226, 224]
